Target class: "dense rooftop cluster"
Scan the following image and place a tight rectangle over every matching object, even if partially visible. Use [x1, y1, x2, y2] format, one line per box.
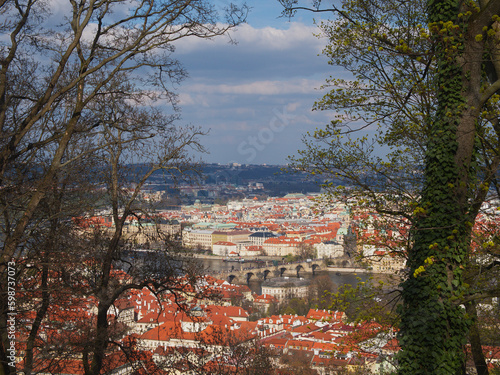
[15, 264, 500, 374]
[23, 194, 500, 374]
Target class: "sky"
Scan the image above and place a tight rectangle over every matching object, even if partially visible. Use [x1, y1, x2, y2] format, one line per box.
[170, 1, 338, 165]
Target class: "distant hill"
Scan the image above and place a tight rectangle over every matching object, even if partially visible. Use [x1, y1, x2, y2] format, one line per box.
[126, 163, 333, 199]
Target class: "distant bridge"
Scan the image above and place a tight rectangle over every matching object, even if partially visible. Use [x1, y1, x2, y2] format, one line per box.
[214, 260, 325, 284]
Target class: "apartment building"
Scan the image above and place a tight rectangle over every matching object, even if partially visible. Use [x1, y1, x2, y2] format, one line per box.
[182, 229, 214, 250]
[261, 278, 309, 302]
[262, 236, 302, 257]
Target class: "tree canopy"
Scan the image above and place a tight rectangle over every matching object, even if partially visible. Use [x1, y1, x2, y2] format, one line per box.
[280, 0, 500, 373]
[0, 0, 247, 373]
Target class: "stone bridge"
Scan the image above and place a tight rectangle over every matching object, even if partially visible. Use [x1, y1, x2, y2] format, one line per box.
[215, 260, 325, 284]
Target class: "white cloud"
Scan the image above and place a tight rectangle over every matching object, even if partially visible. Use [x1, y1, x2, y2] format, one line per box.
[184, 78, 323, 96]
[173, 22, 325, 55]
[236, 23, 323, 51]
[285, 101, 303, 112]
[178, 93, 195, 106]
[170, 19, 336, 164]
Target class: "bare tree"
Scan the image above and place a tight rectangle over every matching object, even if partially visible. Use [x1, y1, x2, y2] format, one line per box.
[0, 0, 248, 373]
[15, 92, 209, 375]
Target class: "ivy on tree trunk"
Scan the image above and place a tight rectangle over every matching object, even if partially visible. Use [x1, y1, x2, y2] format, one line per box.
[398, 0, 498, 373]
[278, 0, 500, 372]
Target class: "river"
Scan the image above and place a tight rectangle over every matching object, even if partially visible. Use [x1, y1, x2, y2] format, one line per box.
[119, 251, 380, 295]
[197, 257, 372, 295]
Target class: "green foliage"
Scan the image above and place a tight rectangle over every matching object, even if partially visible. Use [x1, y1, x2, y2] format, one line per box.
[325, 277, 399, 326]
[396, 2, 472, 371]
[284, 253, 299, 263]
[308, 274, 336, 309]
[282, 0, 500, 373]
[279, 298, 310, 316]
[289, 0, 434, 230]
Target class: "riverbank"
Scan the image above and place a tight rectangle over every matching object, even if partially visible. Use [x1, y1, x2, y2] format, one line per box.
[191, 254, 378, 274]
[193, 255, 400, 294]
[326, 266, 371, 274]
[190, 253, 284, 262]
[176, 252, 398, 277]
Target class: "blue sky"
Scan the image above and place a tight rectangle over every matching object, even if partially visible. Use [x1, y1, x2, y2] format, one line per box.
[171, 1, 338, 165]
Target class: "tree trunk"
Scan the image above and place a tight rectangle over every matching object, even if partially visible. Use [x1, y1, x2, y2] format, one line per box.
[466, 302, 489, 375]
[397, 0, 480, 373]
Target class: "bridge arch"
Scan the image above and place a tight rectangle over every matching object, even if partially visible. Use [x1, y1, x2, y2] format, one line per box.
[295, 264, 304, 278]
[279, 267, 287, 277]
[311, 264, 320, 275]
[263, 269, 272, 280]
[220, 260, 323, 283]
[228, 274, 237, 284]
[245, 272, 255, 283]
